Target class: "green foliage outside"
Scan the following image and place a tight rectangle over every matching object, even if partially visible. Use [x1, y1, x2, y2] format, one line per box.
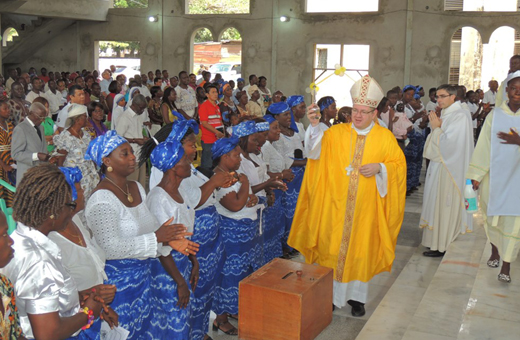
[194, 27, 241, 43]
[99, 41, 141, 57]
[113, 0, 148, 8]
[188, 0, 249, 14]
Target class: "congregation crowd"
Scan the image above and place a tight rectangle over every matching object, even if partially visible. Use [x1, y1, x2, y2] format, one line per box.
[0, 54, 519, 340]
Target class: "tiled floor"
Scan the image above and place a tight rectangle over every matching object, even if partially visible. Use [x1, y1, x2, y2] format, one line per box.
[210, 173, 519, 340]
[209, 184, 426, 340]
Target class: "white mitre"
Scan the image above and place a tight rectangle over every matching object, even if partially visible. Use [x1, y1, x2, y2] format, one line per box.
[350, 75, 384, 109]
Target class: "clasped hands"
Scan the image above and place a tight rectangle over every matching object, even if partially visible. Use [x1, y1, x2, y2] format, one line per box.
[155, 217, 200, 256]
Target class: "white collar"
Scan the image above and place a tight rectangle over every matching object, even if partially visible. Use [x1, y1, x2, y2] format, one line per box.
[352, 121, 375, 136]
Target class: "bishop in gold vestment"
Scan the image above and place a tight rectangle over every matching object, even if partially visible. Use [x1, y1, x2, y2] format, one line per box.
[288, 76, 406, 314]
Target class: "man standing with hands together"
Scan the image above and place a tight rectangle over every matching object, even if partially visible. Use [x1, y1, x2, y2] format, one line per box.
[420, 85, 474, 257]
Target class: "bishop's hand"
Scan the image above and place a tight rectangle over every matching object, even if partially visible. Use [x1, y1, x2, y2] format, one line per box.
[307, 103, 321, 127]
[359, 163, 381, 178]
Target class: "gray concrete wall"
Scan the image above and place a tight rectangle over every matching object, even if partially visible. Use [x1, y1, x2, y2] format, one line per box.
[7, 0, 520, 94]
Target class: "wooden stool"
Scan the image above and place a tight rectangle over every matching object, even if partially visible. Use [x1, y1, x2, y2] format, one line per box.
[239, 258, 333, 340]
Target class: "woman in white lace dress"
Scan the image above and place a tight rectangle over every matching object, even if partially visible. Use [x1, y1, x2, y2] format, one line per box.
[84, 130, 195, 339]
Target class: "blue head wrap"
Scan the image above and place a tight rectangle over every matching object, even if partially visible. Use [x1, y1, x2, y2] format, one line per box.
[237, 78, 245, 83]
[319, 97, 335, 112]
[403, 85, 416, 93]
[286, 95, 304, 133]
[59, 167, 83, 201]
[232, 120, 257, 138]
[287, 95, 304, 108]
[150, 140, 185, 172]
[85, 130, 127, 167]
[167, 119, 199, 142]
[414, 86, 423, 100]
[267, 102, 290, 115]
[267, 101, 299, 132]
[212, 136, 240, 160]
[264, 115, 276, 124]
[255, 122, 270, 132]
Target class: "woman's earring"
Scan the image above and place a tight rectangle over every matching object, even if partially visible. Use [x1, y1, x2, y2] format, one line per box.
[107, 166, 113, 172]
[50, 214, 55, 219]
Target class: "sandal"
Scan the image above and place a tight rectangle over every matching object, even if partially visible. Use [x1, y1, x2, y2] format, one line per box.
[498, 273, 511, 283]
[487, 259, 500, 268]
[212, 320, 238, 335]
[226, 313, 239, 320]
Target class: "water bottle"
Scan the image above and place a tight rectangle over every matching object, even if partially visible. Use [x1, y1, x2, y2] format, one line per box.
[464, 179, 478, 213]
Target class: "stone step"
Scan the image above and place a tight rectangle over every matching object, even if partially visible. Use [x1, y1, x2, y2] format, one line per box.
[357, 214, 487, 340]
[400, 227, 487, 340]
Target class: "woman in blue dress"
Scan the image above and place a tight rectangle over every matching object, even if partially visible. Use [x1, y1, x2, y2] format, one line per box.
[140, 120, 233, 340]
[145, 138, 201, 339]
[85, 130, 191, 339]
[267, 102, 307, 255]
[211, 136, 262, 335]
[236, 119, 287, 265]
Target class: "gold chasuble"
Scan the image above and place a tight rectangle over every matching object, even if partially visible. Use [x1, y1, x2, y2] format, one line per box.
[288, 123, 406, 283]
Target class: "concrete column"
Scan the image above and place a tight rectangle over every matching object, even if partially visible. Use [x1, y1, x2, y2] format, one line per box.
[403, 0, 413, 85]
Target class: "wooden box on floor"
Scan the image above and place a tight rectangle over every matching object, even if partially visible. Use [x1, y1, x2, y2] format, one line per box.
[238, 258, 333, 340]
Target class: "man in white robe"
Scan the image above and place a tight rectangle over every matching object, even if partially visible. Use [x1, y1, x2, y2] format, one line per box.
[420, 84, 474, 257]
[494, 55, 520, 108]
[467, 71, 520, 283]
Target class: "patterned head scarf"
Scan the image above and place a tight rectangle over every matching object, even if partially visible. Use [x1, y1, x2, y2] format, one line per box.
[267, 102, 290, 115]
[403, 85, 416, 93]
[212, 136, 240, 160]
[232, 120, 257, 138]
[318, 97, 335, 112]
[266, 101, 298, 131]
[150, 140, 185, 172]
[414, 86, 423, 100]
[255, 122, 270, 132]
[59, 167, 83, 201]
[287, 95, 304, 108]
[286, 95, 304, 133]
[264, 115, 276, 125]
[85, 130, 127, 167]
[167, 119, 199, 142]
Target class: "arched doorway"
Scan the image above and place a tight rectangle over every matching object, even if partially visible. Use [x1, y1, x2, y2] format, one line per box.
[192, 28, 214, 78]
[448, 27, 483, 90]
[214, 27, 242, 82]
[2, 28, 19, 47]
[481, 26, 516, 89]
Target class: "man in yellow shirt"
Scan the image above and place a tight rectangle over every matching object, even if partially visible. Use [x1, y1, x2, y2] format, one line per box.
[289, 76, 406, 316]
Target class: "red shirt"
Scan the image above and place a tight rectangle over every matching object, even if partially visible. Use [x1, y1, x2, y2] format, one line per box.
[199, 100, 223, 143]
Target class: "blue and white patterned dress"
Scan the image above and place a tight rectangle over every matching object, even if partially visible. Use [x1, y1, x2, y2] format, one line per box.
[180, 166, 225, 340]
[85, 182, 162, 339]
[146, 186, 194, 339]
[263, 188, 284, 263]
[273, 132, 306, 247]
[212, 181, 262, 315]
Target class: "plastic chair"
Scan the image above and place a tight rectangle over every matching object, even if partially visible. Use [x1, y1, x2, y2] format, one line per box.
[0, 179, 16, 235]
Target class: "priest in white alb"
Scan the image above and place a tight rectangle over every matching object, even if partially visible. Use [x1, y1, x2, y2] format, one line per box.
[420, 84, 474, 257]
[288, 76, 406, 317]
[467, 71, 520, 283]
